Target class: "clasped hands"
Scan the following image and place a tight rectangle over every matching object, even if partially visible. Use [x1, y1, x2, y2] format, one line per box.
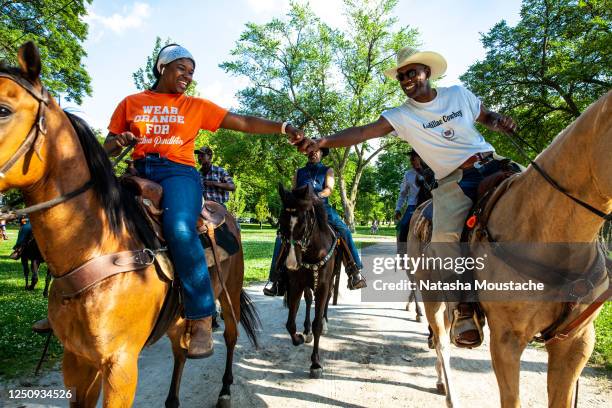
[287, 130, 324, 156]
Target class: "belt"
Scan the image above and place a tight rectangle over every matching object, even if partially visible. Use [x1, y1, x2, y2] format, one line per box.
[459, 152, 493, 170]
[145, 152, 163, 158]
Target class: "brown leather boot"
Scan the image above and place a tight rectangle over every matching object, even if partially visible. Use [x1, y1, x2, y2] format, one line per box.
[346, 263, 367, 290]
[451, 303, 483, 348]
[32, 318, 52, 334]
[186, 317, 214, 359]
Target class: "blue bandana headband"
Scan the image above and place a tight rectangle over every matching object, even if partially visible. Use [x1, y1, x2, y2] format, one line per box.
[156, 45, 195, 73]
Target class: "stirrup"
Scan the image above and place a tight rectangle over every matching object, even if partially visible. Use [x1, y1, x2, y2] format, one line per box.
[9, 247, 23, 260]
[450, 305, 484, 348]
[347, 272, 367, 290]
[263, 281, 285, 297]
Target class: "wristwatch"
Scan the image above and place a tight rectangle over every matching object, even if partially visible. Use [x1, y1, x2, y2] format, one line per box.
[281, 122, 292, 134]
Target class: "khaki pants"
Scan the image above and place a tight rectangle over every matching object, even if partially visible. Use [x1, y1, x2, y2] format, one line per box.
[431, 168, 473, 243]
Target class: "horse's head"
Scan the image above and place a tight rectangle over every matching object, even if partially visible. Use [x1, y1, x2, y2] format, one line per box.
[0, 41, 50, 191]
[278, 182, 318, 270]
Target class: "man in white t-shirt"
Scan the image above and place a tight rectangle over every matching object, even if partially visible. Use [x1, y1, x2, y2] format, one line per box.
[298, 46, 517, 347]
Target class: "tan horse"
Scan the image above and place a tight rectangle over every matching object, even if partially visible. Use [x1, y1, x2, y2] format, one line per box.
[0, 42, 259, 407]
[409, 90, 611, 407]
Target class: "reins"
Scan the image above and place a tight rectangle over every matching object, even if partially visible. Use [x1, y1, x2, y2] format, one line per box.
[280, 205, 337, 290]
[505, 130, 611, 221]
[474, 130, 611, 349]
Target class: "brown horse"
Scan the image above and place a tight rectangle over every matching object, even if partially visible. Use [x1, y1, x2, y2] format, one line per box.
[0, 42, 260, 408]
[409, 90, 611, 407]
[278, 184, 337, 378]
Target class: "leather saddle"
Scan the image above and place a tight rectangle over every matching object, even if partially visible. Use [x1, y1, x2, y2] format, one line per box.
[121, 175, 239, 268]
[416, 160, 521, 239]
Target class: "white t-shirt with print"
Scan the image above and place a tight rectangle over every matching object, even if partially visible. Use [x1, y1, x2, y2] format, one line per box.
[382, 86, 495, 179]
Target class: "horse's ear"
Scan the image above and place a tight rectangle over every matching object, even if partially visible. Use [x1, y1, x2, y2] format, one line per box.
[293, 184, 309, 199]
[306, 183, 314, 199]
[18, 42, 41, 83]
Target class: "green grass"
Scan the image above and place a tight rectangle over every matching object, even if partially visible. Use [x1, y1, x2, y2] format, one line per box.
[0, 227, 63, 379]
[1, 223, 609, 380]
[593, 302, 612, 371]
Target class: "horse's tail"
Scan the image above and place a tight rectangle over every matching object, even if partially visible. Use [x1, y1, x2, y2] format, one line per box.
[240, 289, 262, 348]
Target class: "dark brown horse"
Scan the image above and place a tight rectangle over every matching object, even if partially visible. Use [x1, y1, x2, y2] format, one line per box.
[278, 183, 337, 378]
[19, 236, 51, 296]
[0, 42, 260, 408]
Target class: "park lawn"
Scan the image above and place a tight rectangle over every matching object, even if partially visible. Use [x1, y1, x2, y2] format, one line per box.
[0, 223, 609, 380]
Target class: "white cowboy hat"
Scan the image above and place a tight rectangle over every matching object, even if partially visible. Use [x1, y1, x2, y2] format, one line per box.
[384, 46, 447, 80]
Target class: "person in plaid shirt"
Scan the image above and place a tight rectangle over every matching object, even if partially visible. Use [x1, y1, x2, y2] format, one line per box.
[195, 146, 235, 206]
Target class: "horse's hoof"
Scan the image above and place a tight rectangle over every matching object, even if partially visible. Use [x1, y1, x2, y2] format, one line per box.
[416, 315, 422, 323]
[216, 395, 231, 408]
[321, 320, 328, 334]
[165, 397, 180, 408]
[436, 382, 447, 395]
[309, 368, 323, 379]
[292, 334, 305, 346]
[428, 337, 435, 349]
[405, 303, 411, 311]
[304, 333, 313, 343]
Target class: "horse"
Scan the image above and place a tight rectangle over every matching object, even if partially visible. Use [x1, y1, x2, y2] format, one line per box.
[0, 42, 260, 408]
[19, 236, 51, 296]
[408, 90, 611, 407]
[278, 183, 338, 378]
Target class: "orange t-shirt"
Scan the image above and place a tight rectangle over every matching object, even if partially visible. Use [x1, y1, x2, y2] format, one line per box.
[108, 90, 228, 166]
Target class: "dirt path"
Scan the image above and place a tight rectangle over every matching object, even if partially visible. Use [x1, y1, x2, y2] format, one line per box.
[3, 245, 610, 407]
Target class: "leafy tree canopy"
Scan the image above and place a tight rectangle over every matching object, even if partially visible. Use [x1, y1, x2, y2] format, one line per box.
[220, 0, 420, 227]
[461, 0, 611, 162]
[0, 0, 93, 103]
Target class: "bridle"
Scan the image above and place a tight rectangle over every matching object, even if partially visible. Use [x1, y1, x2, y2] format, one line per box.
[0, 72, 93, 221]
[280, 206, 337, 271]
[0, 72, 48, 179]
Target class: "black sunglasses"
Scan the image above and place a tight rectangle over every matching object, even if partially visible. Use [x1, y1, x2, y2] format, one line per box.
[395, 69, 418, 82]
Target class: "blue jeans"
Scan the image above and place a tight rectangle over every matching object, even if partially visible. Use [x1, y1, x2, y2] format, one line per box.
[15, 221, 32, 248]
[135, 156, 215, 319]
[325, 205, 363, 270]
[397, 204, 417, 243]
[458, 159, 503, 202]
[268, 235, 283, 282]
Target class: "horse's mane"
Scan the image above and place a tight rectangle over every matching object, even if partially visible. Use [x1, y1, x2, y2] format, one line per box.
[64, 112, 159, 250]
[311, 197, 329, 232]
[0, 64, 22, 77]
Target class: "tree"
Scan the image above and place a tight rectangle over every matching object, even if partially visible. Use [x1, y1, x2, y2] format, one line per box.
[370, 138, 412, 216]
[226, 178, 247, 219]
[0, 0, 92, 104]
[461, 0, 611, 162]
[132, 36, 198, 95]
[221, 0, 419, 229]
[255, 195, 270, 228]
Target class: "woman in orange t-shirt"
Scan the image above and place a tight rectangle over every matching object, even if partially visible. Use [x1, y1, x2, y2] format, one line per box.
[104, 44, 304, 359]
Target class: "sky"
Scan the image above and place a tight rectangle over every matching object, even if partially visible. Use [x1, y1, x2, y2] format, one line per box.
[68, 0, 523, 131]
